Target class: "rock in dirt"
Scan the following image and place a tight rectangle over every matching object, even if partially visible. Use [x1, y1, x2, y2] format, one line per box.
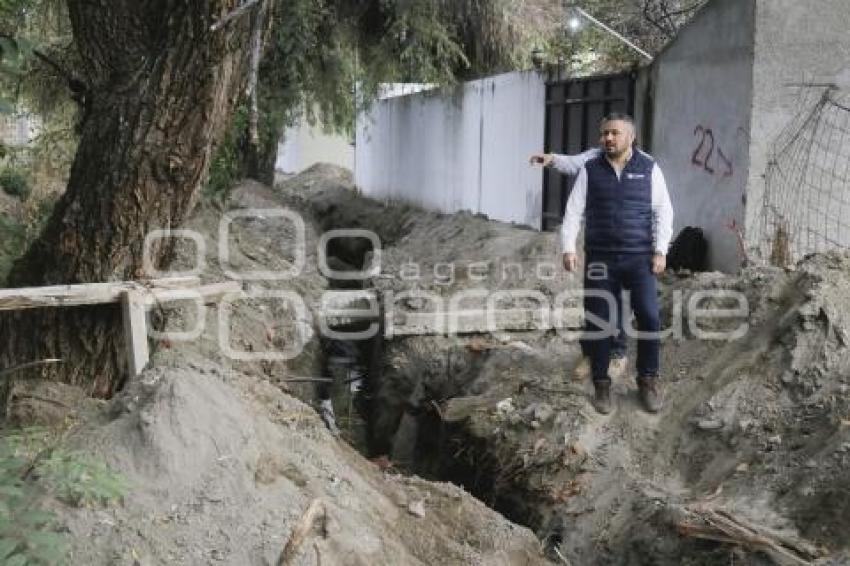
[408, 500, 426, 518]
[696, 419, 724, 431]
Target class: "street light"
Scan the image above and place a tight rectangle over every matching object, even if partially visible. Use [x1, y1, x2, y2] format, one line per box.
[566, 5, 653, 62]
[531, 46, 545, 69]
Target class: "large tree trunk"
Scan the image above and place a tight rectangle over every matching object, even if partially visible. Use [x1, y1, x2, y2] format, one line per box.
[0, 0, 266, 403]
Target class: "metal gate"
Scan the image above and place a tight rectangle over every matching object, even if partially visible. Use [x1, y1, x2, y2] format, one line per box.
[542, 72, 636, 231]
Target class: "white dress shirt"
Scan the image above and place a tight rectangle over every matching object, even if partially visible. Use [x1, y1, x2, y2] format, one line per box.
[551, 149, 602, 176]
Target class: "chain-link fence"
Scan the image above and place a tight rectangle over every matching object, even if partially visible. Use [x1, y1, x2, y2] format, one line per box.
[758, 87, 850, 267]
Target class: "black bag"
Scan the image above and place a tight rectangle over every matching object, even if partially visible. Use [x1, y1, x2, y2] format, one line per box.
[667, 226, 708, 272]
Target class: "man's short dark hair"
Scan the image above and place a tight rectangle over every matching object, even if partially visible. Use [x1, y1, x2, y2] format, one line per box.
[600, 112, 635, 127]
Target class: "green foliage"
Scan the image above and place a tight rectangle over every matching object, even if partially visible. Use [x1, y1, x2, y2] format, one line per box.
[202, 0, 565, 189]
[27, 116, 77, 183]
[0, 34, 33, 81]
[0, 0, 77, 200]
[1, 0, 75, 114]
[0, 428, 128, 565]
[0, 193, 54, 283]
[37, 450, 129, 507]
[260, 0, 551, 139]
[0, 429, 66, 566]
[24, 195, 52, 236]
[205, 105, 249, 201]
[0, 213, 27, 280]
[0, 167, 30, 199]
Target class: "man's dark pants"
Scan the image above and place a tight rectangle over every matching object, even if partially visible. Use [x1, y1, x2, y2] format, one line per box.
[583, 251, 660, 385]
[580, 285, 627, 359]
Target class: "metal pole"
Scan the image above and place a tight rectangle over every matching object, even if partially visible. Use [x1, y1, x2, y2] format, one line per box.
[573, 6, 653, 62]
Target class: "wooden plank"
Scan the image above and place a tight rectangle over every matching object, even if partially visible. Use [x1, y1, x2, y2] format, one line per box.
[315, 289, 379, 328]
[386, 308, 583, 337]
[0, 276, 200, 312]
[323, 307, 583, 335]
[277, 498, 326, 566]
[318, 291, 584, 335]
[147, 281, 243, 306]
[122, 291, 149, 377]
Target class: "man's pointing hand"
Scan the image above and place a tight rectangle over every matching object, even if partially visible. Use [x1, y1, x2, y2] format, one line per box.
[529, 153, 554, 167]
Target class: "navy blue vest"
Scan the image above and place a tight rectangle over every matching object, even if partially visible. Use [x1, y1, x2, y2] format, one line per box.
[584, 150, 654, 254]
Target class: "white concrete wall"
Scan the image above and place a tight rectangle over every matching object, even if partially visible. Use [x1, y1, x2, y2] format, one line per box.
[746, 0, 850, 261]
[650, 0, 756, 272]
[275, 121, 354, 175]
[355, 71, 547, 228]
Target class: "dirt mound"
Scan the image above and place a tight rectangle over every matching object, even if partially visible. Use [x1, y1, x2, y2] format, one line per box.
[274, 163, 561, 294]
[31, 171, 548, 565]
[156, 178, 329, 397]
[53, 353, 546, 565]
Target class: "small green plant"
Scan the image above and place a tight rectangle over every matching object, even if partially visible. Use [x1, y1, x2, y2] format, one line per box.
[0, 435, 66, 566]
[0, 428, 128, 565]
[0, 168, 31, 200]
[37, 450, 128, 507]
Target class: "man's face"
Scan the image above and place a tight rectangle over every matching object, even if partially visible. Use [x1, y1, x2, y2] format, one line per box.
[599, 119, 635, 158]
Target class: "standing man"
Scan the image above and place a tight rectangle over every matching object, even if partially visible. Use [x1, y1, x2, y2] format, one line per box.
[530, 148, 628, 381]
[542, 113, 673, 414]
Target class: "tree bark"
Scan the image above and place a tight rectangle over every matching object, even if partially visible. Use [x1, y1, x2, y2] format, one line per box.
[0, 0, 266, 404]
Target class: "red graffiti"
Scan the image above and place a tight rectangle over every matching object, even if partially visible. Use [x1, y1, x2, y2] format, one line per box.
[692, 125, 734, 178]
[717, 147, 733, 177]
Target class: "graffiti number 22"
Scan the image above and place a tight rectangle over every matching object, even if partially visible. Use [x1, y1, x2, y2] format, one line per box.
[692, 125, 715, 173]
[692, 125, 733, 177]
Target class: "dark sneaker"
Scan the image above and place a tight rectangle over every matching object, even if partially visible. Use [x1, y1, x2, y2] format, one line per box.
[592, 381, 612, 415]
[637, 377, 663, 413]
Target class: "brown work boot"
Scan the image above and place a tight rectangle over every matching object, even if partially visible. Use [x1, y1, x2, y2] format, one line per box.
[591, 381, 612, 414]
[637, 377, 663, 413]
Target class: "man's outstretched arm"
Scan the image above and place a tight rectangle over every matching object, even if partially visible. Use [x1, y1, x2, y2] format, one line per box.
[529, 148, 601, 175]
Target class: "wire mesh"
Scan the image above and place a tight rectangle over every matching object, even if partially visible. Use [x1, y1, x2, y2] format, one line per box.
[758, 87, 850, 267]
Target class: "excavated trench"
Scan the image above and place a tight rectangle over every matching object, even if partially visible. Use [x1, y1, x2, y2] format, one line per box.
[316, 235, 381, 455]
[318, 234, 562, 554]
[323, 323, 599, 562]
[325, 339, 554, 540]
